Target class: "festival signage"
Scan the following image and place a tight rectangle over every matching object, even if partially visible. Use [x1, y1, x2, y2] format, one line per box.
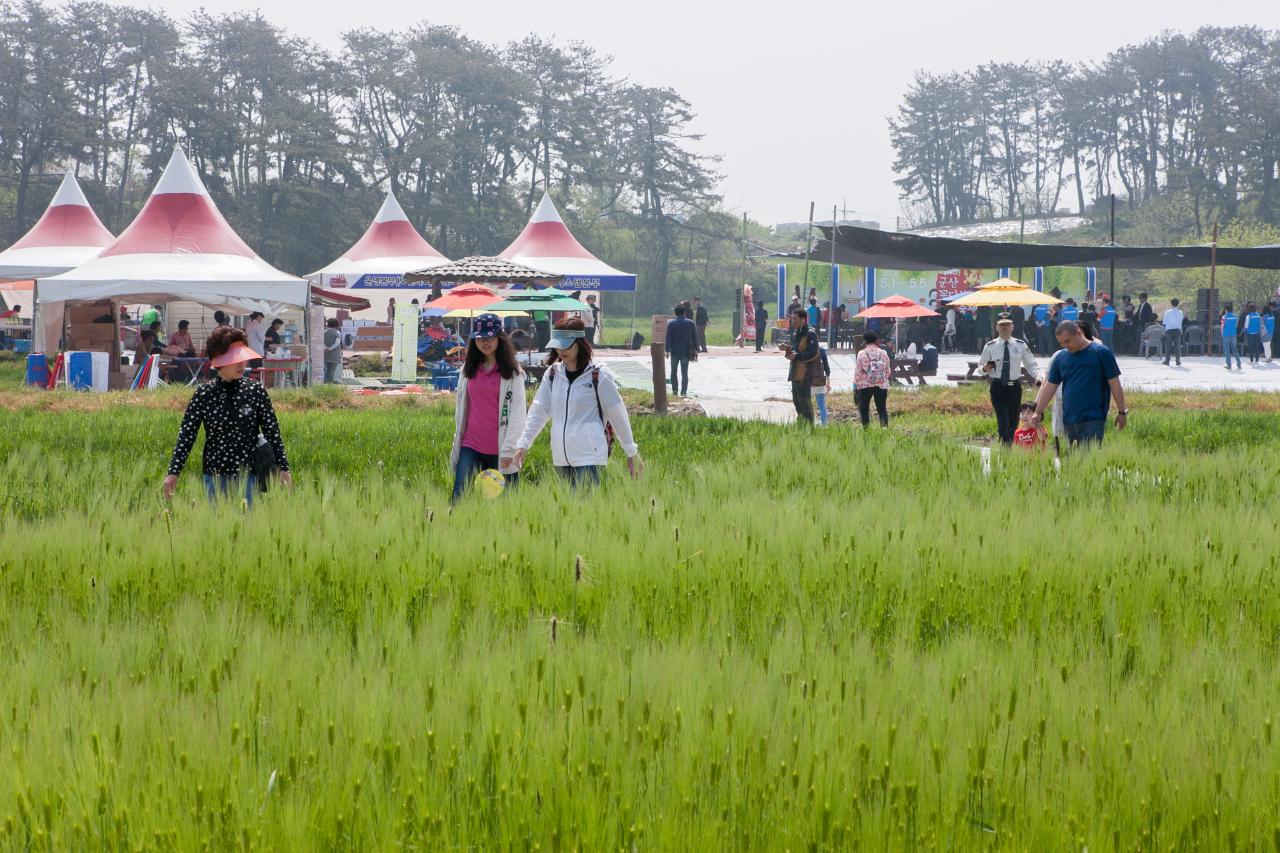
[390, 305, 418, 382]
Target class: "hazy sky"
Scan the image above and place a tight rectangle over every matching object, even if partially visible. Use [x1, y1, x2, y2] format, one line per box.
[124, 0, 1280, 227]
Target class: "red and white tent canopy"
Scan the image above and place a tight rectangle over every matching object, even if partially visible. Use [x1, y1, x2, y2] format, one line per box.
[309, 190, 448, 289]
[0, 173, 113, 280]
[499, 192, 635, 292]
[40, 149, 308, 311]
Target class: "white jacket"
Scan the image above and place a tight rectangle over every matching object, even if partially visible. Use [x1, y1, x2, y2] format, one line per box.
[449, 368, 528, 475]
[517, 361, 639, 467]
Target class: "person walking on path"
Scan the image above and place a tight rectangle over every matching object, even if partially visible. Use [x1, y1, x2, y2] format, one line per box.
[1098, 299, 1117, 350]
[448, 314, 526, 502]
[1032, 320, 1128, 447]
[814, 346, 832, 426]
[583, 294, 599, 344]
[664, 305, 697, 397]
[1221, 303, 1242, 370]
[162, 326, 292, 505]
[322, 317, 343, 383]
[693, 296, 710, 353]
[513, 318, 642, 487]
[782, 305, 820, 424]
[1161, 298, 1184, 366]
[1244, 302, 1264, 364]
[754, 301, 768, 352]
[978, 313, 1041, 446]
[853, 330, 891, 428]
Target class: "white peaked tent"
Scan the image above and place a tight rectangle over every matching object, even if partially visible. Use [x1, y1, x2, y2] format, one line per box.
[309, 189, 449, 289]
[0, 173, 113, 280]
[499, 192, 636, 292]
[40, 149, 308, 313]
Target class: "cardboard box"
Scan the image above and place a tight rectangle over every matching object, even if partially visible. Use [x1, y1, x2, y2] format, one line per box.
[68, 323, 117, 342]
[353, 325, 395, 352]
[67, 303, 114, 323]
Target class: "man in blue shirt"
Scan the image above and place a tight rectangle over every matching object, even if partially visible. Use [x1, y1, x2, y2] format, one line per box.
[1061, 299, 1079, 322]
[806, 297, 821, 331]
[1032, 320, 1128, 446]
[1221, 302, 1241, 370]
[1032, 303, 1051, 354]
[664, 305, 698, 396]
[1098, 298, 1117, 350]
[1243, 302, 1263, 364]
[1267, 301, 1279, 362]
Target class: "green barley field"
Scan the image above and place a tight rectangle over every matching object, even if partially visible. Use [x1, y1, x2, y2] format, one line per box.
[2, 356, 1280, 849]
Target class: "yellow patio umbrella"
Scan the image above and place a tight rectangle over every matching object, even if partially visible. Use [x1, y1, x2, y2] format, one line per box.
[948, 278, 1064, 307]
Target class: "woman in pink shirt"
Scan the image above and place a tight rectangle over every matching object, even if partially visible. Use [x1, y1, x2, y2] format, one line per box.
[449, 313, 527, 501]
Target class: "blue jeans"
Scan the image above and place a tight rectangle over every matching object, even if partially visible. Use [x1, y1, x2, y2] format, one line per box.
[669, 353, 689, 395]
[203, 473, 257, 506]
[555, 465, 601, 488]
[814, 391, 828, 425]
[1223, 336, 1241, 367]
[1100, 329, 1114, 350]
[1064, 418, 1106, 446]
[1246, 333, 1263, 362]
[452, 446, 518, 501]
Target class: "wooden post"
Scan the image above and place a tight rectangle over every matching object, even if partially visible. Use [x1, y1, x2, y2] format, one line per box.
[650, 314, 670, 414]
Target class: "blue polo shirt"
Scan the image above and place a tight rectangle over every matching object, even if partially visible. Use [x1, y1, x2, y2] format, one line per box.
[1048, 342, 1122, 425]
[1245, 311, 1262, 334]
[1034, 305, 1048, 324]
[1222, 312, 1238, 338]
[807, 304, 820, 328]
[1266, 314, 1276, 337]
[1099, 306, 1116, 330]
[1061, 305, 1079, 321]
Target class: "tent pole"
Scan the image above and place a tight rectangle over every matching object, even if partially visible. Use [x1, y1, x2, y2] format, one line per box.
[829, 204, 838, 348]
[303, 287, 312, 386]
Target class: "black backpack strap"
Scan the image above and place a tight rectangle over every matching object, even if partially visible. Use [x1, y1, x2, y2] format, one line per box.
[592, 366, 605, 425]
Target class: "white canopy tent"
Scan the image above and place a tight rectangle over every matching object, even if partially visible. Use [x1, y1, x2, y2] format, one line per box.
[0, 173, 113, 281]
[308, 189, 449, 319]
[40, 149, 308, 311]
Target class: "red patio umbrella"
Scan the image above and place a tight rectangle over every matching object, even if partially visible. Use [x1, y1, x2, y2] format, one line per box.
[855, 294, 938, 319]
[427, 283, 499, 311]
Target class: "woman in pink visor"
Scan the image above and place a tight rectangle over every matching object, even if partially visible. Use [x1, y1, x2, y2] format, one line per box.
[162, 325, 292, 504]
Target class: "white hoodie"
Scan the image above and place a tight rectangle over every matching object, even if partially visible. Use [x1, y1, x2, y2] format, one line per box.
[516, 361, 639, 467]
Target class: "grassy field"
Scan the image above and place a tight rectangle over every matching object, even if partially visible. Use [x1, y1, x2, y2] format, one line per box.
[2, 354, 1280, 849]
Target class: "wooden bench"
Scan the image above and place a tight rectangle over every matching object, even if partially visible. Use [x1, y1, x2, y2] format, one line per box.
[892, 358, 927, 386]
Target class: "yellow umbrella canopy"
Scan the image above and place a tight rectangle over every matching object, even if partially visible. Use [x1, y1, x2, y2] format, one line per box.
[948, 278, 1064, 307]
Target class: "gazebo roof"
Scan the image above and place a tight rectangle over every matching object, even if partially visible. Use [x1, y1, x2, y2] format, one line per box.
[404, 256, 561, 286]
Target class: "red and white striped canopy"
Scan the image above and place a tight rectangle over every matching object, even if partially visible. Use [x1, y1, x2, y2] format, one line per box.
[0, 173, 113, 280]
[309, 190, 449, 288]
[499, 192, 635, 292]
[40, 149, 308, 310]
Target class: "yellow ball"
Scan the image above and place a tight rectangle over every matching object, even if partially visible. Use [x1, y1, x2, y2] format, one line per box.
[475, 468, 505, 499]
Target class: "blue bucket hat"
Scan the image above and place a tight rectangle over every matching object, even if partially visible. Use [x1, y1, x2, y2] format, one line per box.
[470, 313, 503, 339]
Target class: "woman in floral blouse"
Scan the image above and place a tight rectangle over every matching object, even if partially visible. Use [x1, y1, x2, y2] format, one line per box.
[162, 325, 292, 504]
[854, 330, 892, 428]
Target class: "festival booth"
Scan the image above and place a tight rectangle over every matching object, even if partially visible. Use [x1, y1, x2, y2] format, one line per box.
[37, 149, 310, 389]
[308, 189, 450, 321]
[0, 173, 115, 353]
[499, 193, 636, 341]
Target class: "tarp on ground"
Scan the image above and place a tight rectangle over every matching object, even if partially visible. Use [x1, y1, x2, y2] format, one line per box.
[807, 224, 1280, 271]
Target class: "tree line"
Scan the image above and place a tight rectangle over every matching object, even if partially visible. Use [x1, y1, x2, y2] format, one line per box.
[0, 1, 759, 312]
[891, 27, 1280, 234]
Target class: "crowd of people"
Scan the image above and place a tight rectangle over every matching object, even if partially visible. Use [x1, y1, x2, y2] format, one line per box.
[163, 313, 642, 503]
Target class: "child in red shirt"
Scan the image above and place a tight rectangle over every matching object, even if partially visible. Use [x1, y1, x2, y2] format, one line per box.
[1012, 402, 1046, 450]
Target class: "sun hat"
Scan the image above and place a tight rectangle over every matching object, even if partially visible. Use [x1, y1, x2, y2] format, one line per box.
[547, 328, 586, 351]
[209, 342, 262, 368]
[470, 313, 503, 339]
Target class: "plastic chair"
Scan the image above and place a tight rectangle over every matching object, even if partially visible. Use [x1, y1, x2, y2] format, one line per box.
[1183, 325, 1206, 354]
[1139, 324, 1165, 358]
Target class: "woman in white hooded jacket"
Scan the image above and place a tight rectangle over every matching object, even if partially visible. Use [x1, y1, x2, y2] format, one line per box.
[512, 317, 643, 486]
[449, 314, 527, 500]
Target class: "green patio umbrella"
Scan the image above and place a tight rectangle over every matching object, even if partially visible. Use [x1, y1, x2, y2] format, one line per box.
[482, 289, 587, 312]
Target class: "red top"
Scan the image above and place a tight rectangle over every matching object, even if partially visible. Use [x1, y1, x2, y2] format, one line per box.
[461, 366, 502, 455]
[1013, 426, 1044, 448]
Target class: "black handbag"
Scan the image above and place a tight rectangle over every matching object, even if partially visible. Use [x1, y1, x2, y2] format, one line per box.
[250, 434, 279, 492]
